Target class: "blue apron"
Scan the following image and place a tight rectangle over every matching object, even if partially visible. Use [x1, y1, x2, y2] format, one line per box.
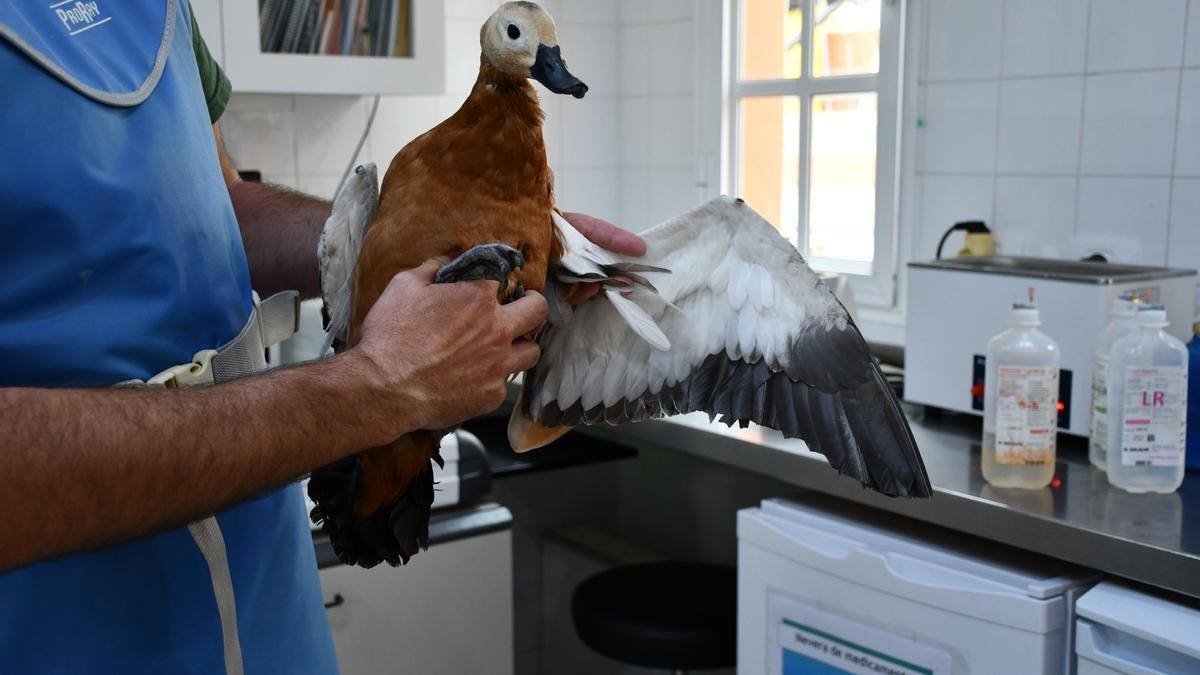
[0, 1, 337, 672]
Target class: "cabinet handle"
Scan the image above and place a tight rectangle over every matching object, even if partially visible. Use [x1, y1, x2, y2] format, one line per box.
[324, 593, 345, 609]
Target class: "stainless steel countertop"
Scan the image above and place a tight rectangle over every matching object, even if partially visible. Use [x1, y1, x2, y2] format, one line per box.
[575, 408, 1200, 600]
[908, 255, 1197, 284]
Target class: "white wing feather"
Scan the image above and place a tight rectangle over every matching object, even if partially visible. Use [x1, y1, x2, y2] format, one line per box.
[519, 196, 931, 499]
[318, 164, 379, 354]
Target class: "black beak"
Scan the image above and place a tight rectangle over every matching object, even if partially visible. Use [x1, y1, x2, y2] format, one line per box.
[530, 44, 588, 98]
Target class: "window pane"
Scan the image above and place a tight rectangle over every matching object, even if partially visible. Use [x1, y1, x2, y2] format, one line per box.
[738, 96, 800, 242]
[813, 0, 880, 78]
[741, 0, 803, 80]
[807, 92, 877, 272]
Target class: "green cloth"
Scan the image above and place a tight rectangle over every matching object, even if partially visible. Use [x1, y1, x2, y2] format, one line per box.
[188, 8, 232, 124]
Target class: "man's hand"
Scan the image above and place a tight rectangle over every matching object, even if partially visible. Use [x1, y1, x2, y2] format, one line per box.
[560, 212, 646, 304]
[353, 260, 548, 434]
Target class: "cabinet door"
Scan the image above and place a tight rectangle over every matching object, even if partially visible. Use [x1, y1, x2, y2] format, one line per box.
[219, 0, 445, 95]
[319, 530, 514, 675]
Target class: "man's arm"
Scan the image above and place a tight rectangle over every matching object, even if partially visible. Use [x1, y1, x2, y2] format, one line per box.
[0, 263, 547, 572]
[214, 122, 329, 298]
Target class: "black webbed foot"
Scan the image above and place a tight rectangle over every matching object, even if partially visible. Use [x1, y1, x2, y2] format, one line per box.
[308, 451, 445, 568]
[435, 243, 525, 293]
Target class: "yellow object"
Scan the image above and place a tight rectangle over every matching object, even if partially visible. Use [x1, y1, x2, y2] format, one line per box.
[958, 232, 996, 257]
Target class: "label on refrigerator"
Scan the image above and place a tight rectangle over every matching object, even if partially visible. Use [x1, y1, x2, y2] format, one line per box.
[1090, 353, 1111, 453]
[996, 365, 1058, 465]
[770, 597, 950, 675]
[1121, 366, 1187, 467]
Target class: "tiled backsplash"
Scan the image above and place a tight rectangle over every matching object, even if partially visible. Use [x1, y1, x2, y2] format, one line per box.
[617, 0, 700, 232]
[912, 0, 1200, 268]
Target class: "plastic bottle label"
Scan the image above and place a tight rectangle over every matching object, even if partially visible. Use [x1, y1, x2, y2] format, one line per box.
[1091, 353, 1110, 453]
[1121, 366, 1188, 467]
[996, 365, 1058, 465]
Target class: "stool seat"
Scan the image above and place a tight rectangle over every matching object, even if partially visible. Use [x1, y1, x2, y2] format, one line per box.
[571, 562, 737, 670]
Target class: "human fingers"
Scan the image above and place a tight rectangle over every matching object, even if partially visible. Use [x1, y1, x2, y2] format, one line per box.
[404, 258, 449, 284]
[499, 291, 548, 338]
[566, 282, 601, 305]
[505, 338, 541, 375]
[561, 211, 647, 257]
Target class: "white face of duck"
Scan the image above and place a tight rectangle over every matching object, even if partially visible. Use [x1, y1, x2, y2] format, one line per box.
[480, 1, 589, 98]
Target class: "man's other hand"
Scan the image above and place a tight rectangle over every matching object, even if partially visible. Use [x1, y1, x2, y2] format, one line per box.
[560, 212, 646, 304]
[352, 259, 548, 433]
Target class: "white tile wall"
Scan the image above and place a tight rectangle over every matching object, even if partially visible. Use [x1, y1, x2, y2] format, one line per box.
[647, 21, 695, 97]
[619, 97, 649, 167]
[294, 96, 371, 177]
[1079, 70, 1179, 176]
[365, 97, 440, 168]
[647, 168, 697, 225]
[1087, 0, 1188, 72]
[1188, 3, 1200, 67]
[994, 177, 1078, 256]
[620, 168, 651, 230]
[559, 97, 619, 168]
[648, 96, 695, 170]
[557, 168, 621, 222]
[558, 0, 618, 26]
[220, 94, 298, 186]
[923, 0, 1004, 82]
[996, 77, 1083, 175]
[617, 24, 650, 97]
[616, 6, 702, 232]
[1076, 177, 1170, 263]
[1169, 179, 1200, 268]
[1175, 69, 1200, 176]
[1001, 0, 1089, 78]
[556, 25, 619, 97]
[918, 81, 999, 174]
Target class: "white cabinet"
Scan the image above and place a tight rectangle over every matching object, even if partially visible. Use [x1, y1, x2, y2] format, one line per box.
[319, 528, 514, 675]
[1075, 582, 1200, 674]
[190, 0, 444, 96]
[738, 497, 1098, 675]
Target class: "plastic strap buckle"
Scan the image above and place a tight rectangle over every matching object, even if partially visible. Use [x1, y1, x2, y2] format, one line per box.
[116, 290, 301, 389]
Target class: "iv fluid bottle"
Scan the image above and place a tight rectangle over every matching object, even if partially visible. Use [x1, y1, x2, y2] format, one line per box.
[1106, 306, 1188, 493]
[1187, 322, 1200, 470]
[982, 303, 1060, 489]
[1089, 296, 1139, 470]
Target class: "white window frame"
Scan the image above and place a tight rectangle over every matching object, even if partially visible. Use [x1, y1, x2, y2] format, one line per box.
[704, 0, 906, 309]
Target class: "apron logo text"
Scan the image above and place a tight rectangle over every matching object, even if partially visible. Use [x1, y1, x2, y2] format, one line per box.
[51, 1, 110, 36]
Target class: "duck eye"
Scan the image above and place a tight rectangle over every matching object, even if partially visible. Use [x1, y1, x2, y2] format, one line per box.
[507, 24, 520, 40]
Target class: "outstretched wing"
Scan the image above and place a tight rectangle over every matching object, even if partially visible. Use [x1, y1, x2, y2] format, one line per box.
[519, 196, 931, 498]
[318, 163, 379, 353]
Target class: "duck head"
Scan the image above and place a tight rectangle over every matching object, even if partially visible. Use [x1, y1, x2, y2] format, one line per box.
[481, 1, 588, 98]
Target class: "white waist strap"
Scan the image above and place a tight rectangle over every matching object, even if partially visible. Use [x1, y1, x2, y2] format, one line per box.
[112, 290, 299, 675]
[120, 290, 300, 388]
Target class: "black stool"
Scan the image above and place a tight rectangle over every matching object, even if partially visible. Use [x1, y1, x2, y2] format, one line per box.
[571, 562, 737, 673]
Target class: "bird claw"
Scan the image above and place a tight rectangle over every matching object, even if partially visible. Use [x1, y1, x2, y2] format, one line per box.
[507, 282, 525, 304]
[435, 243, 525, 293]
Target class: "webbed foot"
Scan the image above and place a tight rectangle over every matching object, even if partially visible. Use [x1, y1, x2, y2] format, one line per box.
[434, 244, 525, 293]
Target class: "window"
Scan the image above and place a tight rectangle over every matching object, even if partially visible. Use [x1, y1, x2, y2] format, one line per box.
[727, 0, 903, 303]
